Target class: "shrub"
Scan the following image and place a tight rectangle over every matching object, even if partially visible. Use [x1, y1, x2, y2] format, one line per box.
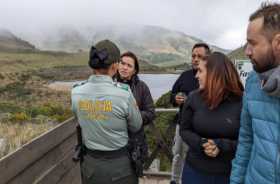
[10, 112, 31, 122]
[0, 102, 22, 113]
[155, 91, 173, 108]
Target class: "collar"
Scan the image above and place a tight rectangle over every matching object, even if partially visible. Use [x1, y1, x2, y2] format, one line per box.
[88, 75, 113, 84]
[258, 65, 280, 97]
[114, 73, 139, 86]
[192, 69, 198, 76]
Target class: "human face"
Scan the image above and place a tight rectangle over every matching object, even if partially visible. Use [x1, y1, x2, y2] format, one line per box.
[195, 62, 207, 90]
[245, 17, 276, 73]
[192, 47, 207, 70]
[118, 56, 136, 80]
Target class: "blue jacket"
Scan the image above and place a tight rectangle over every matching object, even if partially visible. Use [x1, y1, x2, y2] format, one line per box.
[230, 72, 280, 184]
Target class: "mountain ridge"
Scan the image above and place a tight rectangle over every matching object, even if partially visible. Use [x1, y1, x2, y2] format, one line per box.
[1, 25, 231, 67]
[0, 29, 36, 51]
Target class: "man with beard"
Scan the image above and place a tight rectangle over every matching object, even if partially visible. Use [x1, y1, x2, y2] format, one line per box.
[230, 2, 280, 184]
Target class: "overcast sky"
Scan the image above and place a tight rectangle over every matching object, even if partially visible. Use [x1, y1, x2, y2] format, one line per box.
[0, 0, 268, 50]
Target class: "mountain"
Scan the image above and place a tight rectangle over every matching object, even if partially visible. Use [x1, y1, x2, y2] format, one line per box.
[25, 25, 229, 67]
[228, 45, 248, 61]
[0, 29, 36, 51]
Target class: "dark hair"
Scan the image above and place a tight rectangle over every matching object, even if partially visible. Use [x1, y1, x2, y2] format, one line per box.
[201, 52, 244, 109]
[249, 2, 280, 40]
[120, 51, 139, 74]
[89, 40, 120, 70]
[192, 43, 211, 55]
[89, 46, 110, 69]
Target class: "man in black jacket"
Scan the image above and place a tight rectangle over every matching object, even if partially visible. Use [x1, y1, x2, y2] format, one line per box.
[170, 43, 210, 184]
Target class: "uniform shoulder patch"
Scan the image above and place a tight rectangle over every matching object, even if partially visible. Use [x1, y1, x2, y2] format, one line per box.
[72, 80, 87, 88]
[113, 82, 129, 91]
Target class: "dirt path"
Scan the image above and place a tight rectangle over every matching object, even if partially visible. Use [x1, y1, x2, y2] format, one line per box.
[47, 82, 74, 92]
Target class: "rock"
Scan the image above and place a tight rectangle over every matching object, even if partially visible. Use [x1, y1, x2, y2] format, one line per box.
[0, 138, 7, 157]
[148, 158, 160, 172]
[0, 113, 12, 121]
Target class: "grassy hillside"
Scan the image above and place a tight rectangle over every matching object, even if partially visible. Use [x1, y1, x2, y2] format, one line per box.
[0, 29, 35, 51]
[0, 51, 86, 73]
[0, 50, 161, 76]
[228, 45, 248, 60]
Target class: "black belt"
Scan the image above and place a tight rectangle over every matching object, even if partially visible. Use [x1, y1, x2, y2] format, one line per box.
[85, 146, 128, 158]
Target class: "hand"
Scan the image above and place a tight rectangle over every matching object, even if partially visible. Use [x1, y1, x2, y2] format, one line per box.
[202, 139, 220, 157]
[175, 94, 186, 105]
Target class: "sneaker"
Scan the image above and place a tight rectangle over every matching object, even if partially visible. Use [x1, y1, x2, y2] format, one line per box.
[170, 181, 177, 184]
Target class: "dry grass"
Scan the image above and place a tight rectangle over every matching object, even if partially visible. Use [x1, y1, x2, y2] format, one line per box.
[0, 68, 72, 158]
[0, 51, 88, 73]
[0, 121, 57, 158]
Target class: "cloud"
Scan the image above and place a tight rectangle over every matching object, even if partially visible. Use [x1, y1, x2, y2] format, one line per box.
[0, 0, 265, 49]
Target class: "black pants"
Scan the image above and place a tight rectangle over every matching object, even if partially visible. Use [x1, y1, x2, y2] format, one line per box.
[81, 153, 138, 184]
[182, 164, 229, 184]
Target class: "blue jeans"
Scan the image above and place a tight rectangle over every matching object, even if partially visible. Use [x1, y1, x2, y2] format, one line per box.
[181, 164, 229, 184]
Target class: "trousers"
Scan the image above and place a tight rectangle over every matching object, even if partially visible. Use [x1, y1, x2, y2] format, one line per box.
[182, 164, 229, 184]
[81, 152, 138, 184]
[171, 124, 189, 183]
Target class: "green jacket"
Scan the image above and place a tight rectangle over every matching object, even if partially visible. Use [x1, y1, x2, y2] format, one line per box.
[71, 75, 142, 151]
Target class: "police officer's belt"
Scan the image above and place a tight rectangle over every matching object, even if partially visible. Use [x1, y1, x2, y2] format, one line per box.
[85, 146, 128, 158]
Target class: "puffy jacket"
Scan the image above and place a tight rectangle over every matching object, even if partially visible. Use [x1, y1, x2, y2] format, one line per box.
[230, 72, 280, 184]
[115, 74, 155, 125]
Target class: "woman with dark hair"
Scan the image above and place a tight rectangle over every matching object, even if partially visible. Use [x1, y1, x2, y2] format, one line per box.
[116, 51, 155, 127]
[179, 52, 244, 184]
[114, 51, 155, 177]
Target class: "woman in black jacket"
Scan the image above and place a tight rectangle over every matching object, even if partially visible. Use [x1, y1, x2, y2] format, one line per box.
[114, 51, 155, 178]
[180, 52, 244, 184]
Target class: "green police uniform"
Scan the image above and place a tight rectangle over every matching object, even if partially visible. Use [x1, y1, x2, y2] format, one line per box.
[71, 74, 142, 184]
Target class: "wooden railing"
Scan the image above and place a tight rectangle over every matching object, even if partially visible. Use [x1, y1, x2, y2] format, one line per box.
[0, 117, 81, 184]
[0, 108, 178, 184]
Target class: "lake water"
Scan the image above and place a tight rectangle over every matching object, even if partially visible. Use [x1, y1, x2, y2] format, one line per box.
[138, 74, 179, 99]
[51, 74, 180, 100]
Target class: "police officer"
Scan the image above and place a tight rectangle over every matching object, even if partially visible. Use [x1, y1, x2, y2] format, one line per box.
[71, 40, 142, 184]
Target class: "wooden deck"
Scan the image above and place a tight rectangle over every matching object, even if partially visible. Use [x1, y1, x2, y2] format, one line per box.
[0, 117, 173, 184]
[140, 172, 170, 184]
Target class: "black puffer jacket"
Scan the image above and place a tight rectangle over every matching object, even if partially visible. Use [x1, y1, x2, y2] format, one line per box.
[115, 74, 156, 126]
[114, 74, 156, 170]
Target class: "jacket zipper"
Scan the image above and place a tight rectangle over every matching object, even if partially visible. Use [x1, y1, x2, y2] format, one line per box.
[276, 127, 280, 184]
[276, 148, 280, 184]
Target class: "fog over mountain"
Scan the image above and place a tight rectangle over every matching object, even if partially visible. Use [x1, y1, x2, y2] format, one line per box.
[17, 24, 229, 66]
[0, 0, 264, 50]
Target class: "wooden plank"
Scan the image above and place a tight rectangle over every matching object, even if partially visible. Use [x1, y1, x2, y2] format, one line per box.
[143, 171, 171, 177]
[56, 164, 82, 184]
[155, 108, 178, 112]
[0, 118, 77, 184]
[7, 133, 77, 184]
[33, 146, 81, 184]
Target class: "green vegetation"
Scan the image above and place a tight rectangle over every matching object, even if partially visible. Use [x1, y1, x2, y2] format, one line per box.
[0, 51, 88, 73]
[228, 45, 248, 61]
[0, 66, 73, 157]
[143, 52, 185, 67]
[0, 34, 180, 171]
[0, 47, 169, 161]
[144, 91, 177, 171]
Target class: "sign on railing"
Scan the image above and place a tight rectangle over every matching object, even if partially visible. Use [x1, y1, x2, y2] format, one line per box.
[235, 59, 253, 85]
